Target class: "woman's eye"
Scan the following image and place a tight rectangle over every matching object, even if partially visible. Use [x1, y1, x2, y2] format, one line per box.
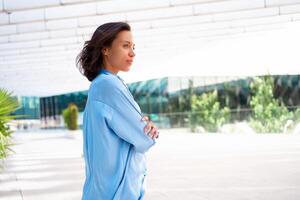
[124, 44, 135, 50]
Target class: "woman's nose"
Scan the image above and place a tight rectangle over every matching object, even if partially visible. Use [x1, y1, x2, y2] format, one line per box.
[129, 48, 135, 57]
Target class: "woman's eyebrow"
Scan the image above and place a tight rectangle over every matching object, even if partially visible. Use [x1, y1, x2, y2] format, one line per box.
[123, 41, 135, 46]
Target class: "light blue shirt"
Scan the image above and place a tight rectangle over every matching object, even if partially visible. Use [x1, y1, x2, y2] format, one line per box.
[81, 69, 156, 200]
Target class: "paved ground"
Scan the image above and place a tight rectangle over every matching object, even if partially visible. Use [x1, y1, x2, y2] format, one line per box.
[1, 129, 300, 200]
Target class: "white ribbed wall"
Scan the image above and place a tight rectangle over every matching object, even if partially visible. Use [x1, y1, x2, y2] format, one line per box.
[1, 0, 300, 96]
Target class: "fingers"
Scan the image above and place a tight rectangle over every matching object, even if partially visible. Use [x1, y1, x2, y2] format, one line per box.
[144, 121, 159, 139]
[152, 129, 159, 139]
[147, 127, 158, 139]
[141, 115, 150, 122]
[143, 121, 153, 133]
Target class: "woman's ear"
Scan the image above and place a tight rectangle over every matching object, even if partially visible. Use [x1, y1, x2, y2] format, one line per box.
[102, 47, 110, 56]
[101, 48, 107, 56]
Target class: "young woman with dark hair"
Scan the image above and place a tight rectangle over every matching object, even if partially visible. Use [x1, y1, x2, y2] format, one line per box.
[76, 22, 159, 200]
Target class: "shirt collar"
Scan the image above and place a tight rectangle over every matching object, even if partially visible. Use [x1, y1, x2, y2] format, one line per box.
[99, 68, 124, 82]
[99, 68, 115, 75]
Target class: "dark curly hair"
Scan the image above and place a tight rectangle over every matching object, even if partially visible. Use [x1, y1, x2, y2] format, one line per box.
[76, 22, 131, 82]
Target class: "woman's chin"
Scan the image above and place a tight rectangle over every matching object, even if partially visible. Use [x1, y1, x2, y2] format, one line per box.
[123, 66, 131, 72]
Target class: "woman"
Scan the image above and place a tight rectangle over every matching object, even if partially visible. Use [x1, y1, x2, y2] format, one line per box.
[76, 22, 159, 200]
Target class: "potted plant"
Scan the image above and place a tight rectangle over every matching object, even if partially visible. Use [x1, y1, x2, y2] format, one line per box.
[63, 103, 79, 139]
[0, 88, 19, 165]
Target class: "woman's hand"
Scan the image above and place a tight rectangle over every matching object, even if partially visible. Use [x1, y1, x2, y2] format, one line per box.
[141, 116, 159, 139]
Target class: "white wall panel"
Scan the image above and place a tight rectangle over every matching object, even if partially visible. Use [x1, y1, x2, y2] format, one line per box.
[45, 2, 97, 19]
[151, 7, 280, 29]
[4, 0, 60, 11]
[19, 45, 66, 54]
[212, 7, 279, 21]
[0, 40, 40, 50]
[40, 36, 78, 46]
[65, 43, 81, 50]
[10, 9, 45, 23]
[134, 21, 233, 37]
[180, 27, 243, 39]
[1, 51, 76, 65]
[60, 0, 95, 4]
[129, 21, 152, 31]
[17, 22, 46, 33]
[171, 0, 221, 6]
[280, 4, 300, 14]
[291, 12, 300, 20]
[0, 35, 8, 43]
[50, 29, 77, 38]
[1, 0, 300, 96]
[230, 15, 291, 27]
[46, 18, 78, 30]
[0, 13, 9, 25]
[0, 24, 17, 35]
[0, 0, 3, 11]
[194, 0, 265, 15]
[126, 5, 193, 21]
[151, 14, 213, 28]
[244, 22, 285, 32]
[266, 0, 300, 6]
[10, 44, 78, 57]
[78, 13, 125, 27]
[78, 34, 91, 41]
[9, 32, 49, 42]
[97, 0, 169, 14]
[76, 26, 96, 36]
[0, 49, 20, 56]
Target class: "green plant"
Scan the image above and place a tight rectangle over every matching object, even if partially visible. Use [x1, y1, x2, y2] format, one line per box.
[0, 89, 19, 160]
[293, 108, 300, 123]
[63, 103, 78, 130]
[249, 76, 293, 133]
[189, 90, 230, 132]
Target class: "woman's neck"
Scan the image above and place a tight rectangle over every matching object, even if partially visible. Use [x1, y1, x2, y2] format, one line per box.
[103, 66, 119, 75]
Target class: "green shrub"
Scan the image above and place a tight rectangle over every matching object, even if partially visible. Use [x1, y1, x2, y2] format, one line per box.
[189, 90, 230, 132]
[249, 76, 293, 133]
[63, 103, 78, 130]
[293, 108, 300, 123]
[0, 89, 19, 160]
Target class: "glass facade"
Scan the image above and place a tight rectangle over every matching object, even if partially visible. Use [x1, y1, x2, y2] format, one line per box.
[11, 75, 300, 129]
[13, 96, 40, 119]
[39, 91, 87, 128]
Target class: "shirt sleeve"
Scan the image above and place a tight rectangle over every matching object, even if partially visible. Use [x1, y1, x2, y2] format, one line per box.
[107, 87, 156, 153]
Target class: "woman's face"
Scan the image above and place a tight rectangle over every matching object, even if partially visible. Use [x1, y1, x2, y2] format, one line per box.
[102, 30, 135, 74]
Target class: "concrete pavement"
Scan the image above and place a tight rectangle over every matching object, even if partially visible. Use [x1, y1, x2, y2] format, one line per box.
[1, 129, 300, 200]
